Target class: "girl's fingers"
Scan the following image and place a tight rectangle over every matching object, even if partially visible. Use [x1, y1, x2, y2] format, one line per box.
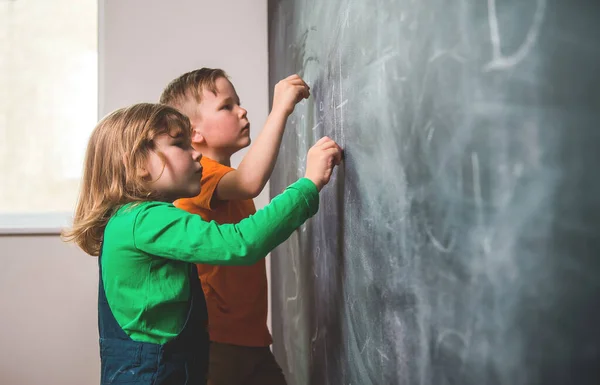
[314, 136, 331, 146]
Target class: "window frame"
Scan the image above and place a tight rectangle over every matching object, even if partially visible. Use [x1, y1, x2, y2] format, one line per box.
[0, 0, 103, 235]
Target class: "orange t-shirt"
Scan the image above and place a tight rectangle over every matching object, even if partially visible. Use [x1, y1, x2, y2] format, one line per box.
[174, 157, 272, 347]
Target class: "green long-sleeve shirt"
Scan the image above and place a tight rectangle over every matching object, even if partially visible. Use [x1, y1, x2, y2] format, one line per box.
[102, 178, 319, 344]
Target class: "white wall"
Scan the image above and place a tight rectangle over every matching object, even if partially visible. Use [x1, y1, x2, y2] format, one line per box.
[0, 1, 268, 384]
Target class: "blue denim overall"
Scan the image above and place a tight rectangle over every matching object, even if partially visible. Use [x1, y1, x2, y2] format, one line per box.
[98, 250, 209, 384]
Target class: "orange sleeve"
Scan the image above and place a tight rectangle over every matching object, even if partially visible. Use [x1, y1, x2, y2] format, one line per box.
[174, 157, 233, 212]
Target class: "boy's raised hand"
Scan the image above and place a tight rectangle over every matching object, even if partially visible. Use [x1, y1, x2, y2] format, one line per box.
[305, 136, 343, 191]
[272, 74, 310, 116]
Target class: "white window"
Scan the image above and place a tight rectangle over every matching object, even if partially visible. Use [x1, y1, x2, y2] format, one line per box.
[0, 0, 98, 233]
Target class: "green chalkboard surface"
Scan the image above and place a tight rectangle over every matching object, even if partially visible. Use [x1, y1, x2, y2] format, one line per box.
[269, 1, 600, 384]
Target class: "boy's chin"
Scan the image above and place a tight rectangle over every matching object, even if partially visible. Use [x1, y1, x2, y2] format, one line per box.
[240, 133, 251, 144]
[237, 138, 251, 150]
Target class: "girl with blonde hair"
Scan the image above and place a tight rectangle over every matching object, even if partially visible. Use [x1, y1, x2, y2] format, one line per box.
[63, 103, 342, 385]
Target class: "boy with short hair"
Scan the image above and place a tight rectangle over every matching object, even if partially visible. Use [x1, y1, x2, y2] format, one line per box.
[160, 68, 310, 385]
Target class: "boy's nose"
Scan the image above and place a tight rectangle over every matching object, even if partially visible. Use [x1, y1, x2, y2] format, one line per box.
[238, 107, 248, 119]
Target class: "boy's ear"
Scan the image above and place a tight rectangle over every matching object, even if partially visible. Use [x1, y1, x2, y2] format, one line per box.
[191, 128, 206, 145]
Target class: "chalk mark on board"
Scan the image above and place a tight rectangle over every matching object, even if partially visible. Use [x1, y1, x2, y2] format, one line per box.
[285, 249, 300, 303]
[359, 337, 371, 355]
[472, 152, 483, 215]
[337, 48, 346, 146]
[424, 120, 434, 145]
[436, 328, 468, 357]
[341, 1, 351, 29]
[428, 44, 466, 64]
[428, 50, 448, 63]
[339, 50, 343, 125]
[426, 226, 455, 253]
[369, 48, 399, 69]
[311, 325, 319, 347]
[472, 152, 493, 255]
[336, 99, 348, 109]
[484, 0, 547, 71]
[376, 347, 390, 362]
[311, 122, 322, 131]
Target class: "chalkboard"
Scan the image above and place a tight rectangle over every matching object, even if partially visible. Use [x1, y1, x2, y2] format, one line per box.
[268, 1, 600, 384]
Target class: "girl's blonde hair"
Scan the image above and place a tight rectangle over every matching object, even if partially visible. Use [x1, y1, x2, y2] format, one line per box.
[62, 103, 192, 256]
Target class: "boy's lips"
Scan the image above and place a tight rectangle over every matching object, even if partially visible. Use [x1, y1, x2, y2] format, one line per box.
[242, 123, 250, 132]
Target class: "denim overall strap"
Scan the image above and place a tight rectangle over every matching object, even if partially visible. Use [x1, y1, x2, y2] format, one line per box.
[98, 247, 209, 385]
[154, 263, 209, 384]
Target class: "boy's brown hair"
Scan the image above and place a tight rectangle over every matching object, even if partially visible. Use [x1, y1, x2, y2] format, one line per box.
[160, 68, 228, 114]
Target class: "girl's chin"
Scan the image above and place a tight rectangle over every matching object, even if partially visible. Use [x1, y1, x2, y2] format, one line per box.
[189, 185, 202, 197]
[172, 186, 201, 200]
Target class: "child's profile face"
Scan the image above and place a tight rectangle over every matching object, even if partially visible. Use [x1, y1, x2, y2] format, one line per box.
[144, 131, 203, 201]
[191, 77, 251, 153]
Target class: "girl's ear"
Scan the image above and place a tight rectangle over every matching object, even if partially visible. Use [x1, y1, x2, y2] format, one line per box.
[123, 153, 150, 179]
[191, 128, 206, 145]
[137, 167, 150, 179]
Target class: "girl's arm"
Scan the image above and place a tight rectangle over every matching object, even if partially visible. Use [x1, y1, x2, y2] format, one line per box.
[133, 178, 318, 265]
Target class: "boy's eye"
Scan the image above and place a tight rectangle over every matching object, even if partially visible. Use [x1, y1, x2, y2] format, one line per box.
[221, 104, 233, 110]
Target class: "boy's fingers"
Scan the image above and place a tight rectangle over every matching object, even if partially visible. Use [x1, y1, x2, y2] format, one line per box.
[288, 77, 305, 85]
[293, 84, 309, 98]
[288, 78, 310, 92]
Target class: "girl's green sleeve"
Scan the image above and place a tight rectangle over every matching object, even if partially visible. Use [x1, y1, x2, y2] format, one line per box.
[132, 178, 319, 265]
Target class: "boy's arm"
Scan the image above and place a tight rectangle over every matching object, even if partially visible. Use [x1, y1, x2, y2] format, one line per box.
[134, 178, 319, 265]
[215, 74, 310, 201]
